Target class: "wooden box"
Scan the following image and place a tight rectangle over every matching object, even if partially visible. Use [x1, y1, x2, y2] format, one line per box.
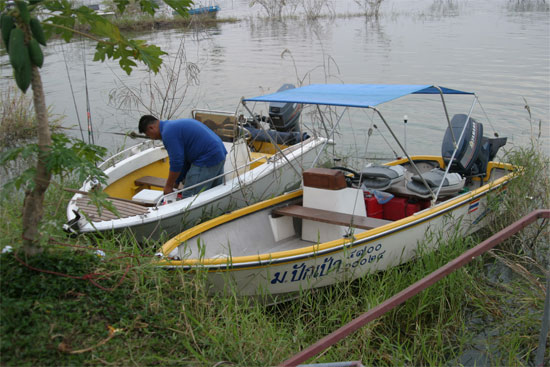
[302, 168, 347, 190]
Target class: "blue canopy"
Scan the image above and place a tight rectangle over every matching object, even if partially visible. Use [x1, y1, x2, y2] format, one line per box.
[242, 84, 474, 108]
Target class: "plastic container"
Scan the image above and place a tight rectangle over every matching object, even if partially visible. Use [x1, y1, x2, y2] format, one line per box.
[364, 193, 384, 219]
[383, 197, 422, 221]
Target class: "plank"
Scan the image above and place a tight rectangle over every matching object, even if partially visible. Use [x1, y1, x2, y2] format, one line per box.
[272, 205, 391, 230]
[134, 176, 167, 188]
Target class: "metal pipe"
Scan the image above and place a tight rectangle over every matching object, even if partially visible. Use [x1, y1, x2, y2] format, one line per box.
[403, 115, 408, 151]
[241, 99, 301, 176]
[280, 209, 550, 367]
[316, 104, 331, 138]
[310, 108, 346, 168]
[370, 107, 436, 202]
[434, 86, 456, 147]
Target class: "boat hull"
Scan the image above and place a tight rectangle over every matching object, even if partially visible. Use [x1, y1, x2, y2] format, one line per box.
[66, 137, 328, 242]
[158, 159, 515, 297]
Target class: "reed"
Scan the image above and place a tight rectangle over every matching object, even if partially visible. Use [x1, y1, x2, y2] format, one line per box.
[0, 87, 36, 150]
[1, 139, 548, 365]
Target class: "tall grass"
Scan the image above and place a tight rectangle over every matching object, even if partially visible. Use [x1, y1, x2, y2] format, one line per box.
[0, 87, 39, 150]
[0, 219, 479, 365]
[0, 87, 63, 150]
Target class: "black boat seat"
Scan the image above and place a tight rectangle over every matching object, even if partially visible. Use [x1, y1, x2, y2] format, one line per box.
[360, 165, 405, 190]
[405, 168, 465, 198]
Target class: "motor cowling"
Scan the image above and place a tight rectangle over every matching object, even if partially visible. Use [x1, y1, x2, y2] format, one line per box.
[442, 114, 507, 178]
[268, 84, 302, 133]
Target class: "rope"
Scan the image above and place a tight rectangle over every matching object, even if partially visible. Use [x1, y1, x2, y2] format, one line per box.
[477, 97, 499, 137]
[61, 43, 86, 142]
[82, 38, 95, 145]
[13, 250, 131, 292]
[14, 235, 155, 292]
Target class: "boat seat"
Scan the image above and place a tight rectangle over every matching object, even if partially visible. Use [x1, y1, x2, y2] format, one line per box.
[272, 205, 391, 230]
[360, 165, 405, 190]
[405, 168, 465, 198]
[194, 111, 238, 142]
[134, 176, 167, 189]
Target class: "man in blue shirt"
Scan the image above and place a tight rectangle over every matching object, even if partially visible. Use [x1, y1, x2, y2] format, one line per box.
[138, 115, 227, 197]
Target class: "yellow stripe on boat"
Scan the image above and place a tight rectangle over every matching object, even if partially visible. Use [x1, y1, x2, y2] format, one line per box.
[158, 162, 517, 268]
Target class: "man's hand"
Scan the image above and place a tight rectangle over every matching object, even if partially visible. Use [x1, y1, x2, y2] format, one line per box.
[163, 185, 174, 195]
[164, 170, 181, 195]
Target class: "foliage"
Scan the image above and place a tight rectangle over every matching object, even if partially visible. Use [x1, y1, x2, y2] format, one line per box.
[250, 0, 336, 19]
[1, 0, 193, 76]
[0, 133, 107, 192]
[353, 0, 384, 17]
[0, 0, 193, 253]
[108, 35, 201, 120]
[250, 0, 291, 18]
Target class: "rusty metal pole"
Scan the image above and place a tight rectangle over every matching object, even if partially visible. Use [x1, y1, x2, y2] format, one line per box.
[280, 209, 550, 367]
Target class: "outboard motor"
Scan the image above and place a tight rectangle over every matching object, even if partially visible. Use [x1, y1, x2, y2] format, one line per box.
[268, 84, 302, 133]
[442, 114, 507, 178]
[242, 127, 310, 145]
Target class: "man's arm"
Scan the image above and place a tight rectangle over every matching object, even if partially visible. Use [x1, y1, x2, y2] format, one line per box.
[164, 170, 181, 195]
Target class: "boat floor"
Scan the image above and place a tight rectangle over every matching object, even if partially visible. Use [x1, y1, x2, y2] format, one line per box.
[264, 234, 312, 253]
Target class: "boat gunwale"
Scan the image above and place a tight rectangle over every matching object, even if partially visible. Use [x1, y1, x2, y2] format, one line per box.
[158, 158, 518, 269]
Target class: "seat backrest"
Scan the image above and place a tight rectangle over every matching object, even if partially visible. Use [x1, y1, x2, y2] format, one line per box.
[360, 165, 405, 190]
[194, 111, 237, 142]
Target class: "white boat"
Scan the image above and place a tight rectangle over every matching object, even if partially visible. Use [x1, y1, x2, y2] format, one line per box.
[64, 91, 330, 242]
[156, 84, 518, 298]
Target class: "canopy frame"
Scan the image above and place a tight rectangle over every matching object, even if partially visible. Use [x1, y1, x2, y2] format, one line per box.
[241, 84, 478, 203]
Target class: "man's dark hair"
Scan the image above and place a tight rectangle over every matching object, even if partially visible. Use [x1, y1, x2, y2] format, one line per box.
[138, 115, 158, 134]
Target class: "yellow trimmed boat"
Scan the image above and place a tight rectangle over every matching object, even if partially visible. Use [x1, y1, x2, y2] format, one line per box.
[155, 84, 519, 297]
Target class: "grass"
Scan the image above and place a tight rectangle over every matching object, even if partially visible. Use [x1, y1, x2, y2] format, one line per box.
[0, 87, 62, 151]
[0, 87, 36, 150]
[1, 110, 549, 365]
[0, 230, 478, 365]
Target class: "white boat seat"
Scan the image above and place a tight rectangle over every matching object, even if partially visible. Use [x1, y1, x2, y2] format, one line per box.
[132, 189, 163, 204]
[360, 165, 405, 190]
[406, 168, 465, 198]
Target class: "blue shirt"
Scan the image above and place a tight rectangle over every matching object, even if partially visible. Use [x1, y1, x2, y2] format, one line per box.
[160, 119, 227, 177]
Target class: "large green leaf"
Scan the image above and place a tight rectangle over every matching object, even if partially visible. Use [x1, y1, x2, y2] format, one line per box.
[31, 0, 192, 74]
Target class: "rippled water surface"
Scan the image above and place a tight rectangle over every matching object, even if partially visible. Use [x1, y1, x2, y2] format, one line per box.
[1, 0, 548, 156]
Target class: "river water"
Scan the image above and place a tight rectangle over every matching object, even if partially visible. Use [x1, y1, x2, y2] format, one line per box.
[0, 0, 548, 157]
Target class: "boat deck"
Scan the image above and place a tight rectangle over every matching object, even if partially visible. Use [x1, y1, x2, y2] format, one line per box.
[75, 197, 150, 222]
